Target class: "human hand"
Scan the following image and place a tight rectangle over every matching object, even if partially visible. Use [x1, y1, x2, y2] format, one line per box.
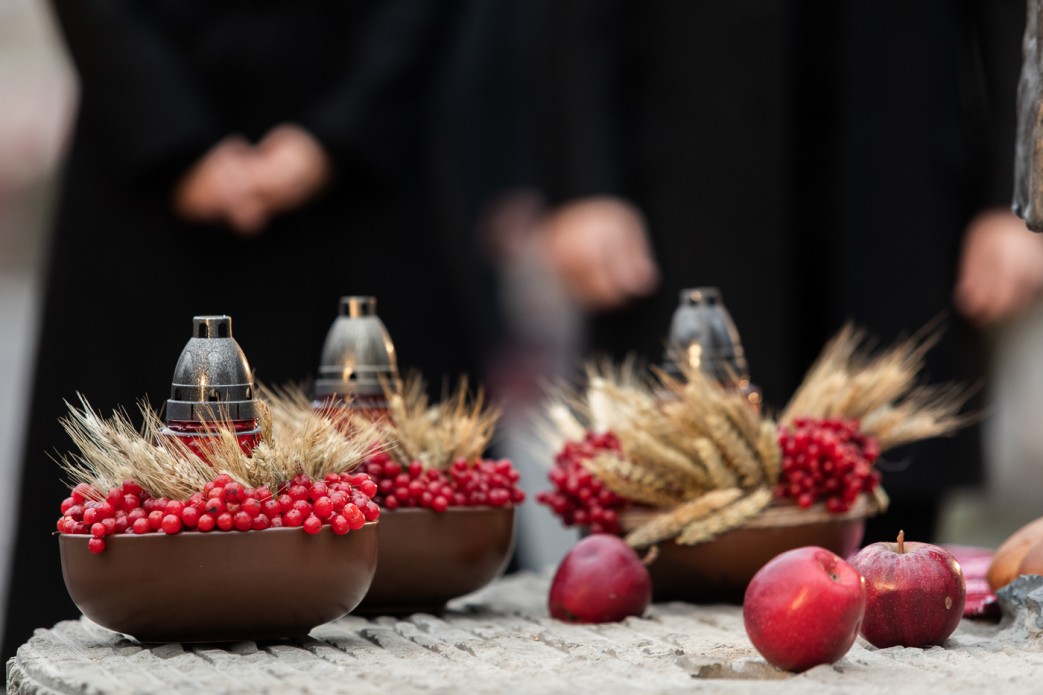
[250, 124, 332, 216]
[173, 125, 332, 237]
[540, 197, 659, 310]
[173, 136, 269, 236]
[955, 209, 1043, 326]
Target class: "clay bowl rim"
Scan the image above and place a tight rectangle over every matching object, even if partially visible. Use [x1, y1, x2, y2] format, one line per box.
[376, 504, 517, 515]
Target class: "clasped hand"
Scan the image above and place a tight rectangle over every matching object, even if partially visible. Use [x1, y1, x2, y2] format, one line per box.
[173, 124, 332, 237]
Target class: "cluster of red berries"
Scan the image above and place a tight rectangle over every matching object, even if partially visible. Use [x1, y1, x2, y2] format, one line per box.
[361, 452, 525, 511]
[775, 417, 881, 513]
[536, 430, 627, 534]
[57, 471, 381, 554]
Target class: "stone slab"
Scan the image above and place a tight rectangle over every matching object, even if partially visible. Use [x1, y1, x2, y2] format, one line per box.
[8, 572, 1043, 694]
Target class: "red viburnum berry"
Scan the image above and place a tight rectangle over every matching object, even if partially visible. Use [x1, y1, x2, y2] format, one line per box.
[302, 515, 322, 535]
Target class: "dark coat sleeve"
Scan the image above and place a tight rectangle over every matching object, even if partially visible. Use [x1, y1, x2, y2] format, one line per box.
[299, 0, 450, 181]
[546, 0, 632, 203]
[50, 0, 222, 188]
[971, 0, 1025, 209]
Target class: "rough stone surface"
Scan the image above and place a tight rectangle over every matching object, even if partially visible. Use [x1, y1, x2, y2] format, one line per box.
[8, 572, 1043, 694]
[998, 574, 1043, 640]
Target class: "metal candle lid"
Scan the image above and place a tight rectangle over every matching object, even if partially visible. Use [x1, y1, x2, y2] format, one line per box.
[662, 287, 750, 385]
[165, 316, 257, 422]
[314, 296, 400, 399]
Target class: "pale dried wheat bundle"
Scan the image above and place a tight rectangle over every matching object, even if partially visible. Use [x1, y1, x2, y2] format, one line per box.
[625, 488, 744, 547]
[756, 420, 782, 483]
[373, 374, 499, 470]
[260, 384, 379, 480]
[547, 359, 780, 493]
[782, 325, 866, 420]
[539, 359, 784, 545]
[779, 324, 971, 451]
[861, 384, 974, 451]
[675, 486, 773, 545]
[704, 413, 764, 487]
[59, 388, 380, 500]
[690, 436, 739, 489]
[615, 425, 710, 492]
[542, 359, 780, 492]
[657, 365, 775, 487]
[59, 397, 221, 499]
[581, 453, 687, 508]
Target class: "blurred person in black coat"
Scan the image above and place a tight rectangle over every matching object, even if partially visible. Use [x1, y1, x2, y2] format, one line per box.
[2, 0, 473, 658]
[543, 0, 801, 408]
[807, 1, 1026, 543]
[541, 1, 1027, 544]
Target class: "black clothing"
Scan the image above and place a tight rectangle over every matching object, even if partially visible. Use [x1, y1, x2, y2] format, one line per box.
[804, 1, 1021, 510]
[549, 1, 799, 404]
[3, 0, 469, 658]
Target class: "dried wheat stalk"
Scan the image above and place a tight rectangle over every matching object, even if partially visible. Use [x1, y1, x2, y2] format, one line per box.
[371, 374, 500, 470]
[780, 324, 971, 450]
[690, 436, 739, 489]
[704, 414, 763, 487]
[616, 426, 709, 492]
[676, 487, 773, 545]
[625, 488, 744, 547]
[756, 420, 782, 483]
[58, 388, 380, 500]
[59, 398, 248, 499]
[581, 453, 687, 508]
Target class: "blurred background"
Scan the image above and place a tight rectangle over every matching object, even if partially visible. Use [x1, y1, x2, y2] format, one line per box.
[3, 0, 1043, 659]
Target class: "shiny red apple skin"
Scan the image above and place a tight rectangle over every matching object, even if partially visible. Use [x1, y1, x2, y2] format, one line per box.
[548, 534, 652, 623]
[850, 538, 966, 648]
[743, 546, 866, 672]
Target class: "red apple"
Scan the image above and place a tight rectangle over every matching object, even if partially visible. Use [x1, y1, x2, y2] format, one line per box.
[850, 530, 966, 648]
[549, 534, 652, 623]
[743, 546, 866, 672]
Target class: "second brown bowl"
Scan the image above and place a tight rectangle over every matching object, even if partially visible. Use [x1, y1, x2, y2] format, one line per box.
[356, 506, 515, 614]
[60, 523, 378, 643]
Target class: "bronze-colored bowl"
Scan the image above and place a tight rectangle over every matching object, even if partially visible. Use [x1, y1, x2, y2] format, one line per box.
[623, 497, 870, 603]
[59, 524, 378, 643]
[356, 506, 515, 614]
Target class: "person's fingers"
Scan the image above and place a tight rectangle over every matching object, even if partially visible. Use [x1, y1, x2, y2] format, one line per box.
[954, 252, 989, 321]
[225, 197, 268, 237]
[173, 135, 258, 222]
[587, 239, 628, 308]
[956, 210, 1043, 325]
[250, 125, 332, 213]
[554, 234, 616, 308]
[614, 221, 659, 296]
[541, 198, 660, 310]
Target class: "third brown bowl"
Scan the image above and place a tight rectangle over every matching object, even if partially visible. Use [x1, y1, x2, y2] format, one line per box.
[622, 496, 872, 603]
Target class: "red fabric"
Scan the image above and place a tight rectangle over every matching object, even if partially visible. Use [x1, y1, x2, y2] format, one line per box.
[942, 545, 999, 619]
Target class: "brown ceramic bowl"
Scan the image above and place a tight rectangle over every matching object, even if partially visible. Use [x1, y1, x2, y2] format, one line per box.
[356, 506, 515, 614]
[623, 496, 871, 603]
[59, 524, 378, 643]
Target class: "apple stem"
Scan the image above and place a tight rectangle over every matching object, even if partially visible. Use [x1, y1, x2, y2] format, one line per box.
[641, 545, 660, 567]
[897, 529, 905, 554]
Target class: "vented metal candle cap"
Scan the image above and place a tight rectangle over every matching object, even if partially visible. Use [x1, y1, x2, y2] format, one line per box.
[165, 316, 257, 422]
[663, 287, 750, 385]
[314, 296, 400, 399]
